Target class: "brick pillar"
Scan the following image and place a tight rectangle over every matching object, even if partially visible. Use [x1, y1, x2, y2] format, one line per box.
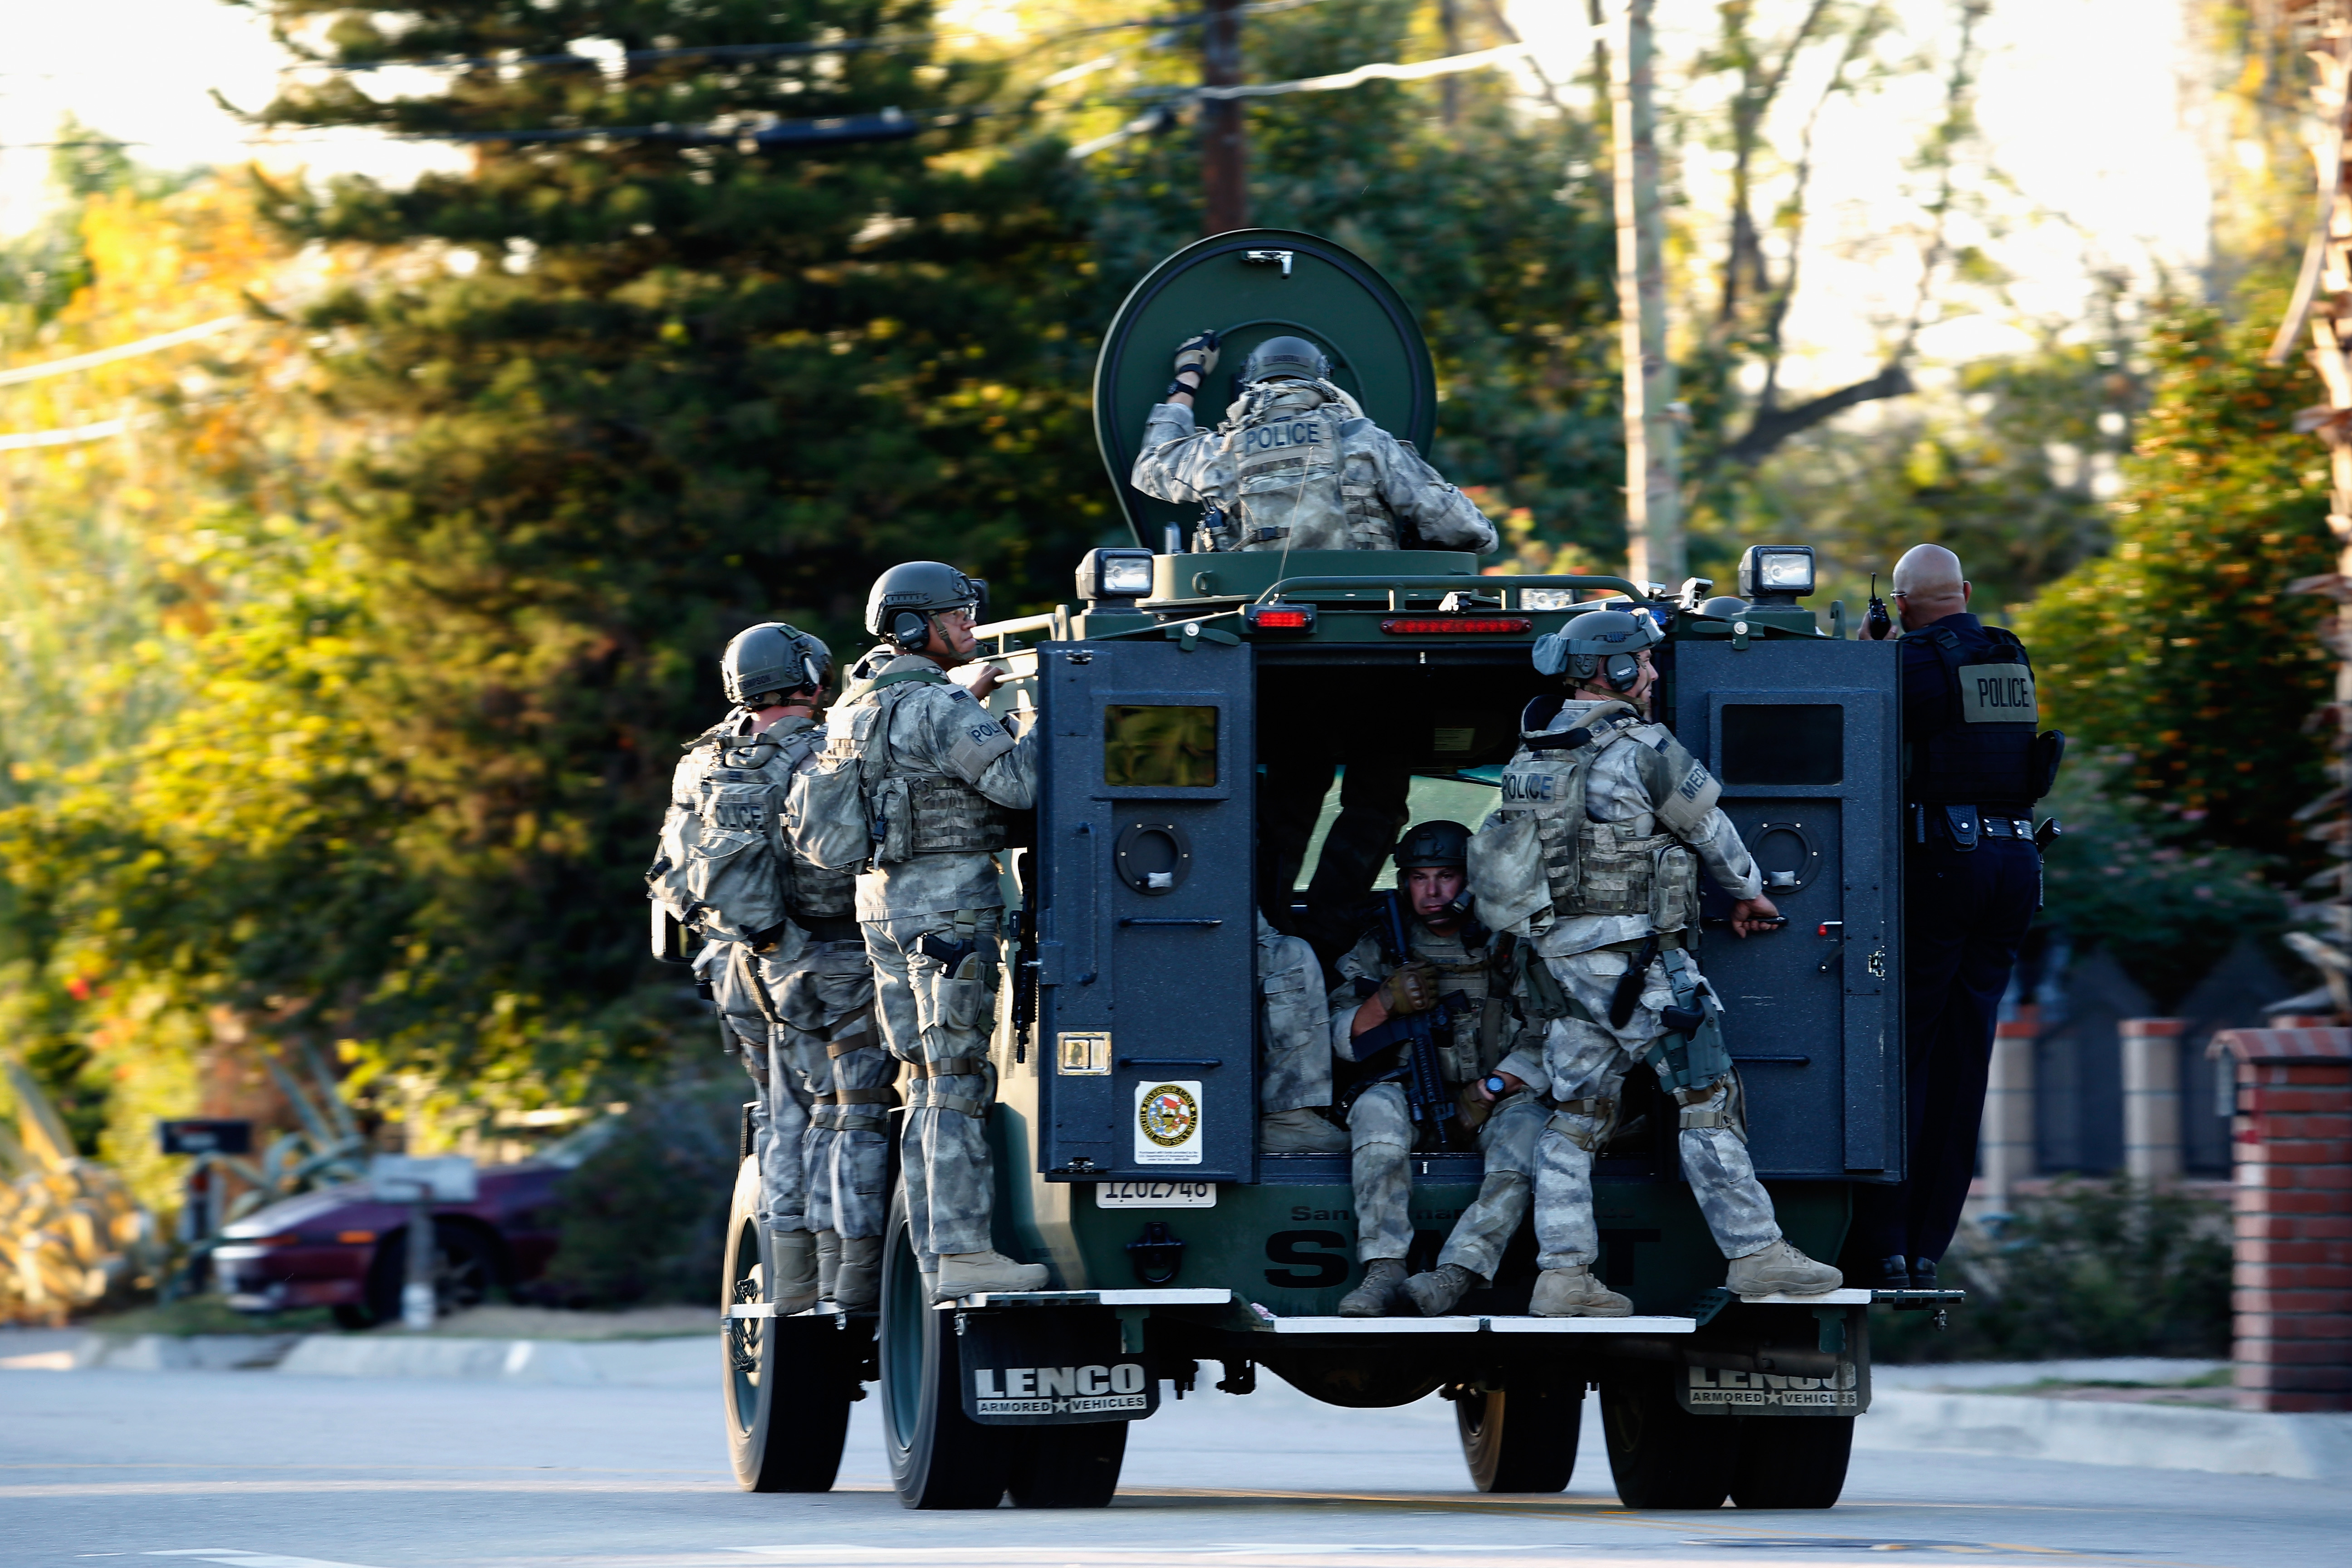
[2208, 1027, 2352, 1413]
[1980, 1005, 2038, 1207]
[2121, 1017, 2186, 1183]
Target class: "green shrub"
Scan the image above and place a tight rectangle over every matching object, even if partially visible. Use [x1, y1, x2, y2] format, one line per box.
[539, 1073, 748, 1308]
[1875, 1178, 2233, 1363]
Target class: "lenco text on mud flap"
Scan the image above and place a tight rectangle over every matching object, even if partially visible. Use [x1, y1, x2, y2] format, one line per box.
[955, 1306, 1160, 1426]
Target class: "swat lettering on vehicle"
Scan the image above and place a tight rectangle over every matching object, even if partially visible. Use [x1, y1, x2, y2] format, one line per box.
[1239, 420, 1325, 456]
[969, 1362, 1149, 1417]
[1682, 1362, 1861, 1413]
[1264, 1229, 1350, 1287]
[1959, 663, 2036, 724]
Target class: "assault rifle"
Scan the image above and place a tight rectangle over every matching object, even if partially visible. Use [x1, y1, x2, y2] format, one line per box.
[1378, 892, 1458, 1152]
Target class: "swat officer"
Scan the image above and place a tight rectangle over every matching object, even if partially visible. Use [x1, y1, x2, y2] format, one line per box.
[820, 562, 1049, 1304]
[651, 621, 865, 1313]
[1473, 609, 1843, 1315]
[1856, 544, 2054, 1290]
[1129, 329, 1497, 554]
[1257, 915, 1349, 1153]
[1131, 329, 1495, 956]
[1326, 822, 1549, 1317]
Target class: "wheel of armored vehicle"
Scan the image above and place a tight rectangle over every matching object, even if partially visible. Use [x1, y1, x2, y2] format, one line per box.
[1600, 1367, 1738, 1509]
[1730, 1413, 1854, 1509]
[1452, 1365, 1582, 1493]
[877, 1194, 1027, 1509]
[720, 1155, 859, 1492]
[1006, 1420, 1130, 1508]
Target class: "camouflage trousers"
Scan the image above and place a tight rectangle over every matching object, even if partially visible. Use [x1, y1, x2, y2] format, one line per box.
[714, 943, 811, 1234]
[773, 940, 888, 1242]
[1348, 1084, 1546, 1271]
[1531, 946, 1781, 1271]
[1259, 920, 1334, 1114]
[866, 908, 1002, 1260]
[1436, 1093, 1548, 1281]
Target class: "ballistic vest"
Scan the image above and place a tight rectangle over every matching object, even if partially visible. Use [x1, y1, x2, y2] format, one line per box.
[1222, 380, 1398, 551]
[1903, 621, 2048, 808]
[854, 672, 1014, 862]
[1499, 697, 1702, 934]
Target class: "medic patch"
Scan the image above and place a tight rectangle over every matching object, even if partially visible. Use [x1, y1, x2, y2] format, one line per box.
[1678, 764, 1711, 802]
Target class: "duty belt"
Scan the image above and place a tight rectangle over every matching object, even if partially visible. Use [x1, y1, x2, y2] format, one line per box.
[1597, 930, 1686, 954]
[1977, 815, 2034, 839]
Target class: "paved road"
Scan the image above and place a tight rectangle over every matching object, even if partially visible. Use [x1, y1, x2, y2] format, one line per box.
[4, 1362, 2342, 1568]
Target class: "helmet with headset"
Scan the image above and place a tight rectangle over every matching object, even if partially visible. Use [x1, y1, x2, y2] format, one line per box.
[864, 562, 989, 653]
[722, 622, 833, 708]
[1529, 608, 1663, 693]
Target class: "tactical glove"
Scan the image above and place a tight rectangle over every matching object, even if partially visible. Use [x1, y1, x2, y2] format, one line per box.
[1171, 328, 1220, 384]
[1378, 960, 1441, 1017]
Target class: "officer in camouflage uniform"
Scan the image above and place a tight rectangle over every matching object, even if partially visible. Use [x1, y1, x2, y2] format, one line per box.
[1257, 915, 1348, 1154]
[1325, 822, 1550, 1317]
[1132, 330, 1494, 958]
[823, 562, 1050, 1304]
[651, 622, 872, 1313]
[1472, 610, 1843, 1315]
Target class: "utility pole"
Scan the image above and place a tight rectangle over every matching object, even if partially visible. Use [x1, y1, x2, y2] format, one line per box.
[1610, 0, 1681, 587]
[1203, 0, 1247, 233]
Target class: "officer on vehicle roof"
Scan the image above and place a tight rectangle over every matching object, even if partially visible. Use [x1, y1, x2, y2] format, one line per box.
[1857, 544, 2060, 1291]
[1327, 821, 1551, 1318]
[649, 622, 879, 1312]
[1131, 329, 1496, 956]
[821, 563, 1049, 1304]
[1473, 608, 1844, 1315]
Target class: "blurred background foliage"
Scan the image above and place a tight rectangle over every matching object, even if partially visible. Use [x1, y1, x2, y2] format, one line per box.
[0, 0, 2333, 1328]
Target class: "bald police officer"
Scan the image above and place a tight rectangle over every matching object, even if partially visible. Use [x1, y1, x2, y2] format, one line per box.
[1857, 544, 2058, 1290]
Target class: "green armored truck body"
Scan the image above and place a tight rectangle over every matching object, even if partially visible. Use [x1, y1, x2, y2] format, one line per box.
[720, 235, 1954, 1511]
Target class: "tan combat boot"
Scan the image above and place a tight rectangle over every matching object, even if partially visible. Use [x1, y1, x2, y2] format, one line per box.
[814, 1230, 842, 1303]
[1529, 1264, 1633, 1318]
[1337, 1258, 1410, 1317]
[769, 1229, 820, 1315]
[1259, 1108, 1349, 1153]
[932, 1250, 1049, 1303]
[834, 1235, 883, 1311]
[1402, 1263, 1479, 1318]
[1725, 1239, 1843, 1297]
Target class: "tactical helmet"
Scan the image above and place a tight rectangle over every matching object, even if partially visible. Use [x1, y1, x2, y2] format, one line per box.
[1393, 819, 1471, 870]
[1243, 334, 1332, 384]
[865, 562, 989, 650]
[723, 621, 833, 707]
[1531, 607, 1663, 690]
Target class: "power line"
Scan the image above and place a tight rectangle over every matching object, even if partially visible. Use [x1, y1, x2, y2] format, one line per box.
[0, 316, 244, 387]
[0, 417, 127, 453]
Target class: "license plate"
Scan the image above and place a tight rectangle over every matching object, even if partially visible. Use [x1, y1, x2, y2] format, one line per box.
[1094, 1180, 1216, 1208]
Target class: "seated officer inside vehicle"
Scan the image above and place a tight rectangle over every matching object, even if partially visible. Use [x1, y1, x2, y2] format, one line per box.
[1324, 822, 1551, 1318]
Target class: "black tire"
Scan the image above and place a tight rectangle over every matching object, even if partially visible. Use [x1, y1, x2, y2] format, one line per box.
[1455, 1367, 1582, 1493]
[1730, 1417, 1853, 1509]
[1599, 1369, 1737, 1509]
[722, 1156, 857, 1493]
[363, 1219, 498, 1325]
[1006, 1420, 1129, 1509]
[878, 1191, 1020, 1509]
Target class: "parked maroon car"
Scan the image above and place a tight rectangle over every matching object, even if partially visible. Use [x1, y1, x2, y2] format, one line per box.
[213, 1128, 607, 1327]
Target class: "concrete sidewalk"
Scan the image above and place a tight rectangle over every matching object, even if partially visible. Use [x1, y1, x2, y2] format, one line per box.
[6, 1328, 2347, 1479]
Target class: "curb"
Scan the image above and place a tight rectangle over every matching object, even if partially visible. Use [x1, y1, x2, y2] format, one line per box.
[10, 1331, 714, 1386]
[1859, 1388, 2352, 1480]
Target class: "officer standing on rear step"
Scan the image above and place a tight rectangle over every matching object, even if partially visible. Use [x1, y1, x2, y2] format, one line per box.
[1472, 610, 1844, 1316]
[1130, 330, 1498, 957]
[649, 622, 867, 1313]
[1856, 544, 2060, 1291]
[1327, 822, 1549, 1318]
[826, 564, 1050, 1305]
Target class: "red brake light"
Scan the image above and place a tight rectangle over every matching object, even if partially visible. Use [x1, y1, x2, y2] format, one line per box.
[1244, 603, 1317, 631]
[1255, 609, 1310, 628]
[1380, 616, 1533, 635]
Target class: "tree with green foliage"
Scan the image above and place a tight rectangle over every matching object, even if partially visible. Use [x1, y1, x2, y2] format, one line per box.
[2014, 300, 2335, 864]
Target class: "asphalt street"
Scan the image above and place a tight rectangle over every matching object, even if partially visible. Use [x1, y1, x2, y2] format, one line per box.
[3, 1360, 2343, 1568]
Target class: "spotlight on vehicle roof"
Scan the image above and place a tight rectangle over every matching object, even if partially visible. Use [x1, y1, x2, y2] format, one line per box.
[1738, 545, 1816, 604]
[1078, 547, 1156, 606]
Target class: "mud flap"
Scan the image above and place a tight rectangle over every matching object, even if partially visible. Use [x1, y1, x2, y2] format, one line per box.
[955, 1306, 1159, 1426]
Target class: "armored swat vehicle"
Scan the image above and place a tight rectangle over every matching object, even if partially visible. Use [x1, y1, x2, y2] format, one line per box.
[717, 231, 1954, 1509]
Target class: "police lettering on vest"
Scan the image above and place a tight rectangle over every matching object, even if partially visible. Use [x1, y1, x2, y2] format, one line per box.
[1906, 624, 2057, 808]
